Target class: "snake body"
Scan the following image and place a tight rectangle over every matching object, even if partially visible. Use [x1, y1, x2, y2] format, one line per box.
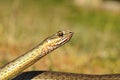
[0, 30, 120, 80]
[13, 71, 120, 80]
[0, 30, 73, 80]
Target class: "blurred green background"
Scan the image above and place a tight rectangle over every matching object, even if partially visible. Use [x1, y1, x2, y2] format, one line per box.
[0, 0, 120, 74]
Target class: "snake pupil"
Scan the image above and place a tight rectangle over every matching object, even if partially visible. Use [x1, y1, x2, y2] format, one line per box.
[57, 31, 63, 36]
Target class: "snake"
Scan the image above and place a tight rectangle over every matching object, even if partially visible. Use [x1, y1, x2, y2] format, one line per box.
[0, 30, 120, 80]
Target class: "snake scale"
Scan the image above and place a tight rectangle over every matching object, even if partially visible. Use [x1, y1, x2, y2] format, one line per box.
[0, 30, 120, 80]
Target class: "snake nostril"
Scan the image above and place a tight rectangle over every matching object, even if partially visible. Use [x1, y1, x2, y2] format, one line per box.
[69, 32, 73, 34]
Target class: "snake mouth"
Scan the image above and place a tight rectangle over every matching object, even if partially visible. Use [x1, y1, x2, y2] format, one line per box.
[65, 31, 73, 41]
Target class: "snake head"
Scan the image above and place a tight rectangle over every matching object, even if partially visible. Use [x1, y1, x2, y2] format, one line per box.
[43, 30, 73, 53]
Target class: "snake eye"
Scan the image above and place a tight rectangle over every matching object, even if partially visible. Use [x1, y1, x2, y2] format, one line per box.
[57, 31, 64, 36]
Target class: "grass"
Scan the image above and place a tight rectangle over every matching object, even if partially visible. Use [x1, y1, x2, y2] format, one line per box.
[0, 0, 120, 74]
